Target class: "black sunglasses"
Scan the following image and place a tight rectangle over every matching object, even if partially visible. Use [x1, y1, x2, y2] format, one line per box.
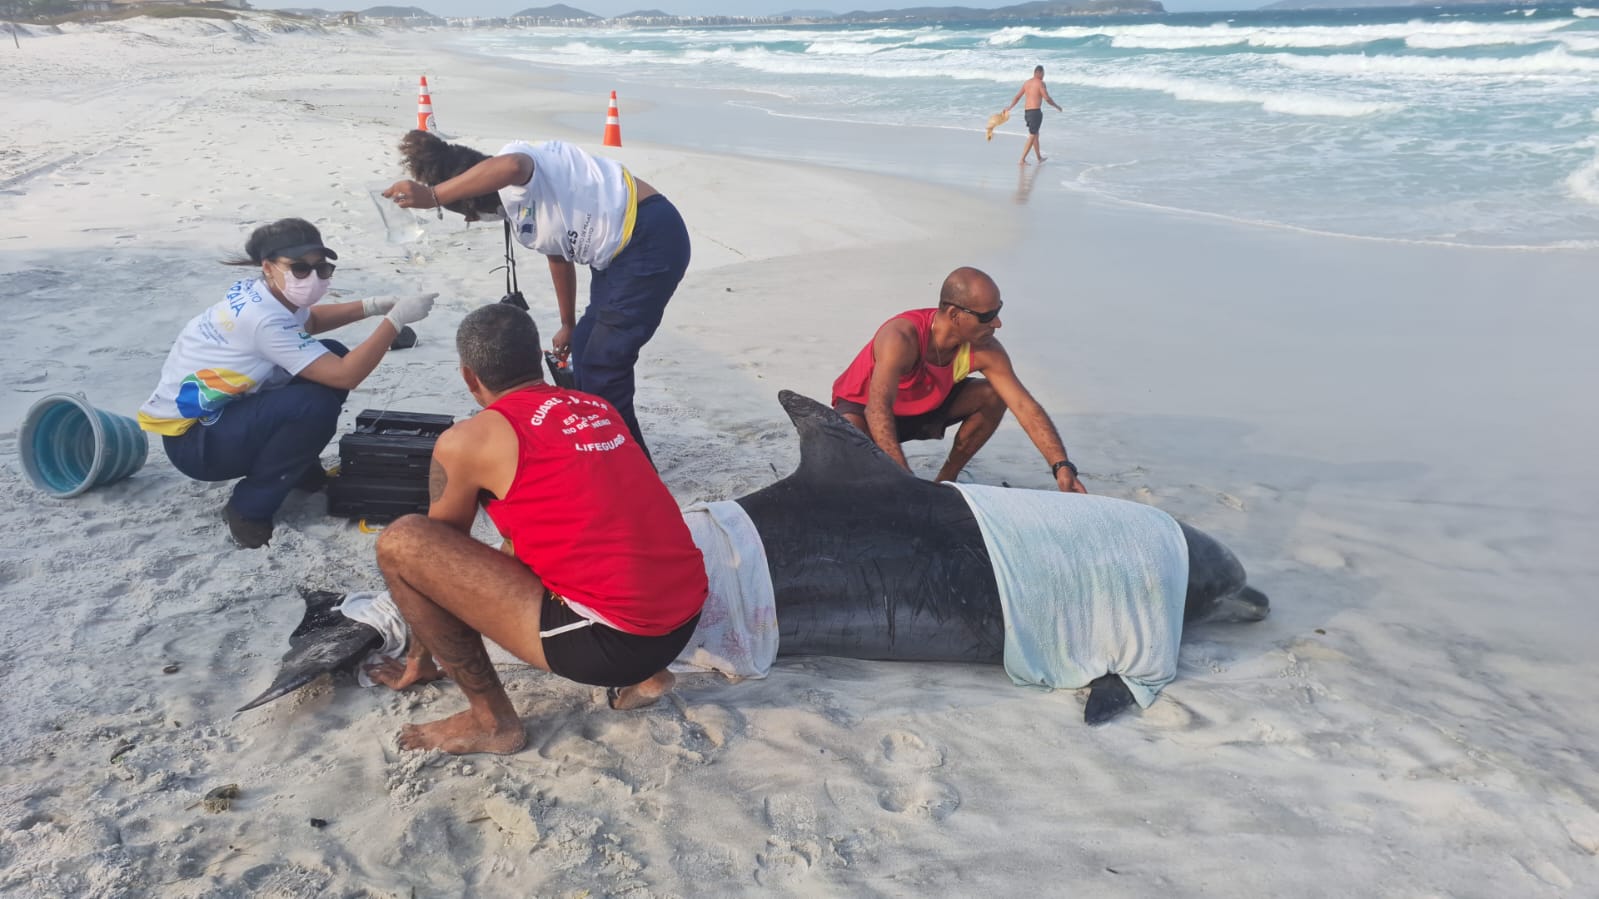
[947, 300, 1002, 323]
[276, 259, 337, 280]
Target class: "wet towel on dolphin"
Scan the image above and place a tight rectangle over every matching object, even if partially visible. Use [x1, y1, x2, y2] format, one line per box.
[950, 485, 1189, 707]
[338, 500, 780, 681]
[667, 501, 779, 679]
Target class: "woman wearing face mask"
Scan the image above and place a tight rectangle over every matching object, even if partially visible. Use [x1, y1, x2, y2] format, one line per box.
[138, 218, 437, 548]
[383, 129, 691, 461]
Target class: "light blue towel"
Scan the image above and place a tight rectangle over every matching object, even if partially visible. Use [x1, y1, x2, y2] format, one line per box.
[950, 485, 1189, 708]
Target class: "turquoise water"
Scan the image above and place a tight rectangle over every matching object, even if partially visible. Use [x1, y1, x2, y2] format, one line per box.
[464, 6, 1599, 247]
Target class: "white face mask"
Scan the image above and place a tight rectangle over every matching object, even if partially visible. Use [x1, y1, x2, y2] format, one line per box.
[271, 265, 331, 308]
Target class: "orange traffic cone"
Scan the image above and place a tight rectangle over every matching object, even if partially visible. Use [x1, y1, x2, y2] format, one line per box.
[417, 75, 436, 132]
[602, 90, 622, 148]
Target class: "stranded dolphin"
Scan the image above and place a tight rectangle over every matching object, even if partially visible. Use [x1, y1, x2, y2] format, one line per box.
[241, 391, 1268, 723]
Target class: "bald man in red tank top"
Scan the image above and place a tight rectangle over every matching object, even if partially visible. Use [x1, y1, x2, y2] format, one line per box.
[832, 267, 1086, 493]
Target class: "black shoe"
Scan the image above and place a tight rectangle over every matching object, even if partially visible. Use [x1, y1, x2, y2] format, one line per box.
[224, 505, 273, 549]
[293, 464, 332, 493]
[390, 325, 418, 350]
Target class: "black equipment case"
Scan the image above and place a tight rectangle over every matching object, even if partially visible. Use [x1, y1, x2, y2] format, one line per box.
[326, 410, 454, 522]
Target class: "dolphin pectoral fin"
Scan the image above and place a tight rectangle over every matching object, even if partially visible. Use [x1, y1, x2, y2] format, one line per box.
[1083, 673, 1137, 725]
[1212, 586, 1271, 623]
[236, 591, 384, 713]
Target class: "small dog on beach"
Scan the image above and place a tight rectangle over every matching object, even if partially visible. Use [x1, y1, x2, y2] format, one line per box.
[985, 109, 1010, 141]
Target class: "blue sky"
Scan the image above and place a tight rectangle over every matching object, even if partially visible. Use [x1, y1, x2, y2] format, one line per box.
[250, 1, 1253, 18]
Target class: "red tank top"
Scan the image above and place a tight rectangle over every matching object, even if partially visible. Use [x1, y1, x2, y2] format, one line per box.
[482, 385, 706, 636]
[832, 308, 969, 416]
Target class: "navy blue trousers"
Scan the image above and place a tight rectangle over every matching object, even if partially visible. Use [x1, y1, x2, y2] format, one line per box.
[571, 194, 691, 461]
[163, 340, 348, 521]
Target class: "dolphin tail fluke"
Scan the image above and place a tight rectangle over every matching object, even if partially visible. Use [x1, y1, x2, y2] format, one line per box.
[1083, 673, 1137, 725]
[236, 589, 383, 713]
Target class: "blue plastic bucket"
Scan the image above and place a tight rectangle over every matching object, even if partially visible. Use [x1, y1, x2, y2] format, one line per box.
[19, 393, 149, 498]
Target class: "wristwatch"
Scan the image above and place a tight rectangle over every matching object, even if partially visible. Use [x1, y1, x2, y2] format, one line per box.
[1051, 460, 1078, 479]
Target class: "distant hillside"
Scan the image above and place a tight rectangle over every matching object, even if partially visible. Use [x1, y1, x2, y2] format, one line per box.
[360, 5, 439, 17]
[1265, 0, 1530, 6]
[614, 8, 673, 16]
[836, 0, 1161, 20]
[511, 4, 601, 17]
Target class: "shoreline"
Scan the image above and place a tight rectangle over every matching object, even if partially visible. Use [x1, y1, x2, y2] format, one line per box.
[2, 15, 1597, 898]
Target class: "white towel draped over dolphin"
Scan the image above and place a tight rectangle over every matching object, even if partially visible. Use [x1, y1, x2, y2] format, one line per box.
[340, 490, 1189, 706]
[952, 485, 1188, 707]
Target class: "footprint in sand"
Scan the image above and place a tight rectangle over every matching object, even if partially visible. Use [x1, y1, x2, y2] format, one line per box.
[873, 730, 960, 820]
[758, 793, 820, 876]
[1515, 855, 1573, 889]
[1138, 693, 1203, 729]
[880, 731, 944, 769]
[876, 779, 961, 821]
[800, 688, 859, 728]
[763, 791, 816, 835]
[754, 838, 816, 887]
[1293, 545, 1350, 570]
[1556, 804, 1599, 855]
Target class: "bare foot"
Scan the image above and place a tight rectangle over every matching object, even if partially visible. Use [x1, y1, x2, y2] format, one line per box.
[397, 709, 526, 755]
[366, 654, 443, 691]
[1037, 155, 1048, 163]
[607, 670, 675, 711]
[1018, 159, 1030, 166]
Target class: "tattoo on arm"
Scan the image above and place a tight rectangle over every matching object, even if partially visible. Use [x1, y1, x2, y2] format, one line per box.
[429, 457, 447, 504]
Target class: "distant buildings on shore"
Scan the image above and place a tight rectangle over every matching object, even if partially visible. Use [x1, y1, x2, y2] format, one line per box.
[46, 2, 1161, 28]
[291, 3, 1162, 29]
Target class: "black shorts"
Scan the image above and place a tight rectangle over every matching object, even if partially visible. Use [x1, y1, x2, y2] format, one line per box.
[1024, 108, 1043, 135]
[833, 378, 980, 442]
[539, 593, 701, 688]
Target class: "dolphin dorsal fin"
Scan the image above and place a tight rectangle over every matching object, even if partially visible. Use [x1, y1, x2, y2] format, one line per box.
[777, 390, 915, 486]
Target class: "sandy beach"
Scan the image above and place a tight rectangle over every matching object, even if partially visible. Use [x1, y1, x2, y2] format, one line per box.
[2, 13, 1598, 897]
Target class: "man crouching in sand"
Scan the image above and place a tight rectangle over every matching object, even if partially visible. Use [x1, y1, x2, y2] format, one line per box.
[366, 304, 707, 755]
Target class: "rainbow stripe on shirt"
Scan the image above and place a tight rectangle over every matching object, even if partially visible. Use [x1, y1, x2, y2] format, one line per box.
[137, 368, 255, 436]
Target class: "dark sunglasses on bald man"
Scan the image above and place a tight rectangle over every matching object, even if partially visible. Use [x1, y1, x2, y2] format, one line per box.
[275, 259, 337, 280]
[946, 300, 1003, 323]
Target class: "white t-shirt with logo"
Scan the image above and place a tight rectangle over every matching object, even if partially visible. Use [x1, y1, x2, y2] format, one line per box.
[497, 140, 636, 270]
[137, 278, 329, 436]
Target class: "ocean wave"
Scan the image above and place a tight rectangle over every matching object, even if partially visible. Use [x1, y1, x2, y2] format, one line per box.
[671, 44, 1018, 83]
[804, 40, 886, 56]
[1062, 70, 1401, 116]
[990, 19, 1576, 52]
[1575, 7, 1599, 16]
[985, 26, 1052, 47]
[505, 40, 1400, 117]
[1277, 47, 1599, 77]
[1565, 140, 1599, 206]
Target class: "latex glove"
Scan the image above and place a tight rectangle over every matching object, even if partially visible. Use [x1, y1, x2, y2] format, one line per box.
[385, 292, 437, 329]
[361, 295, 399, 318]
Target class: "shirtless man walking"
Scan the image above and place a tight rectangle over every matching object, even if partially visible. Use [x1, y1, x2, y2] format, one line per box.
[1003, 65, 1063, 166]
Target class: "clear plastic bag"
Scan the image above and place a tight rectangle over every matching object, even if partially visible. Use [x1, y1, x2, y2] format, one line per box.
[367, 187, 423, 244]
